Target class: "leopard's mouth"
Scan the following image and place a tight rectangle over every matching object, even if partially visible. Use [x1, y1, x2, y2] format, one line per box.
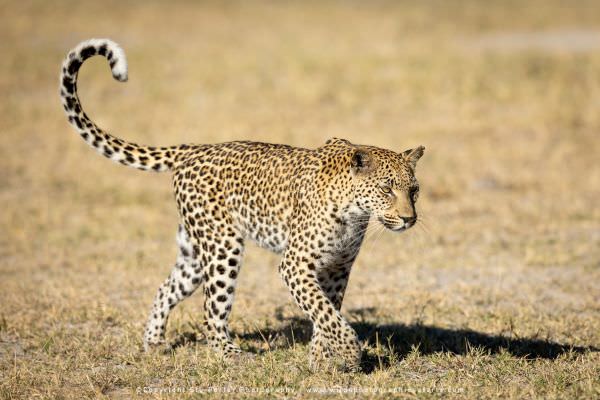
[379, 217, 416, 232]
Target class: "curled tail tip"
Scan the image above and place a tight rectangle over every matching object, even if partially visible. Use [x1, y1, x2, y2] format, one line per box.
[65, 38, 128, 81]
[92, 38, 128, 82]
[101, 38, 128, 82]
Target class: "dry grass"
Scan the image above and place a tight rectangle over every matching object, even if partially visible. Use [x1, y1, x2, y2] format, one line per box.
[1, 0, 599, 398]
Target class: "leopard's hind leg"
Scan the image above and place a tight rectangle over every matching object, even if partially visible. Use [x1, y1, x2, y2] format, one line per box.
[194, 225, 246, 359]
[143, 225, 203, 350]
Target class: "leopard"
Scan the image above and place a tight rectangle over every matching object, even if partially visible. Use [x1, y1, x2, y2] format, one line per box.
[59, 38, 425, 372]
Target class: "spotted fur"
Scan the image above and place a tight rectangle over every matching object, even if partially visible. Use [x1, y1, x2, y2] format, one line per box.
[60, 39, 425, 372]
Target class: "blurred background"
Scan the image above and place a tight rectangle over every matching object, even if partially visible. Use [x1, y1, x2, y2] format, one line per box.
[1, 1, 599, 397]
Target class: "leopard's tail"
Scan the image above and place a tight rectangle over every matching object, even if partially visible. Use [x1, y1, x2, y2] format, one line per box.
[60, 38, 190, 172]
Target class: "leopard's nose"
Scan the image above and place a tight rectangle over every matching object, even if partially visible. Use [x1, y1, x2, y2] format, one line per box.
[401, 216, 417, 227]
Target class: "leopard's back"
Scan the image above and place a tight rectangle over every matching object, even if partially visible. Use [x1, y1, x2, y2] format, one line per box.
[173, 141, 319, 253]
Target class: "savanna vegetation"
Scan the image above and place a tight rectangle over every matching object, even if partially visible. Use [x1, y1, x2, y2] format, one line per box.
[1, 1, 599, 398]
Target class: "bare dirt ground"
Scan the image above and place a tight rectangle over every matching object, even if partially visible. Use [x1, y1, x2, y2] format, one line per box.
[1, 1, 599, 398]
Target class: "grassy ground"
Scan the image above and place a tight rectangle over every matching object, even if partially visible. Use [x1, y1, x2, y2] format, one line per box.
[1, 0, 599, 398]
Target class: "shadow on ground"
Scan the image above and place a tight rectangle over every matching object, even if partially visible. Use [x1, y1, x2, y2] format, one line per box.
[170, 308, 598, 372]
[233, 308, 598, 373]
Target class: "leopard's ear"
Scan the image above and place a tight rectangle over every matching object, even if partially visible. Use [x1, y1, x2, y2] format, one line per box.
[402, 146, 425, 168]
[350, 148, 373, 175]
[326, 137, 351, 146]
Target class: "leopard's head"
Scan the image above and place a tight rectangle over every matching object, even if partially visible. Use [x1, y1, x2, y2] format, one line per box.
[350, 145, 425, 232]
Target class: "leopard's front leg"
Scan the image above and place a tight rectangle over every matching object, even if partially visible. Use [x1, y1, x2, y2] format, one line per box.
[278, 245, 362, 372]
[309, 256, 357, 369]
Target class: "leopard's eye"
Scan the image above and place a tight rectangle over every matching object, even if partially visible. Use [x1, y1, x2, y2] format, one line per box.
[409, 187, 419, 202]
[380, 185, 392, 195]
